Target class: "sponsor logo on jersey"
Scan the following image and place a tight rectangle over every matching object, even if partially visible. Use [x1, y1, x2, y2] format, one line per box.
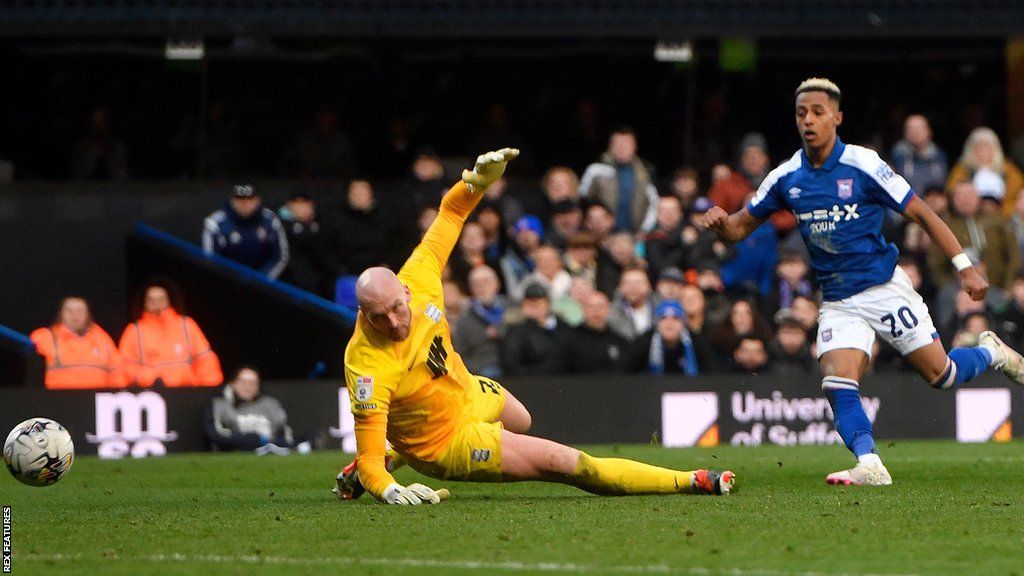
[821, 328, 833, 342]
[470, 448, 492, 462]
[788, 187, 802, 198]
[837, 179, 854, 199]
[425, 303, 442, 323]
[355, 376, 374, 402]
[794, 204, 860, 231]
[354, 403, 378, 411]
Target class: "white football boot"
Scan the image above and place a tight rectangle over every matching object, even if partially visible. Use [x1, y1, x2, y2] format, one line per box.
[825, 462, 892, 486]
[979, 330, 1024, 385]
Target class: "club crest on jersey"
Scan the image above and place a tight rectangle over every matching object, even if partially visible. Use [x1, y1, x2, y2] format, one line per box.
[837, 179, 854, 199]
[425, 303, 442, 323]
[355, 376, 374, 402]
[821, 328, 833, 342]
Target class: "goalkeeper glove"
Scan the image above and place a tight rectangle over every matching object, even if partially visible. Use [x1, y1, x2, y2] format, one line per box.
[381, 482, 443, 505]
[462, 148, 520, 193]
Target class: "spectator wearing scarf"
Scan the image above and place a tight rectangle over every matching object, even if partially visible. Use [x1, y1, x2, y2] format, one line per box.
[646, 300, 699, 376]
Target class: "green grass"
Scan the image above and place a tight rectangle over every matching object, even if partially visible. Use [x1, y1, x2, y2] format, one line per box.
[3, 441, 1024, 576]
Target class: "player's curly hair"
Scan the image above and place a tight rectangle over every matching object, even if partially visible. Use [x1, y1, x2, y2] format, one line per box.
[795, 77, 841, 107]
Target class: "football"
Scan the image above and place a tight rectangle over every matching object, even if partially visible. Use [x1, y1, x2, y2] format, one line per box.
[4, 417, 75, 487]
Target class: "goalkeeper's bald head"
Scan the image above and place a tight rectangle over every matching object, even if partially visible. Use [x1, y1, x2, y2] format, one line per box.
[356, 267, 412, 342]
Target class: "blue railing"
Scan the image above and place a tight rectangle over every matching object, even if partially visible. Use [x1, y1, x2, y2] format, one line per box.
[0, 324, 35, 354]
[133, 223, 358, 325]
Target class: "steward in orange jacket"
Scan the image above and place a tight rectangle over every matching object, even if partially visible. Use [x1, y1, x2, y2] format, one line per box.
[118, 284, 223, 387]
[30, 296, 126, 389]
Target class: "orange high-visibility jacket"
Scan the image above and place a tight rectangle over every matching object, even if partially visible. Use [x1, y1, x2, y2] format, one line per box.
[30, 323, 127, 389]
[118, 309, 223, 387]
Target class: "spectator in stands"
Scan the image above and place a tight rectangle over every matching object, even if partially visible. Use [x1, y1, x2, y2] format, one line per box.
[205, 365, 307, 454]
[642, 300, 701, 376]
[448, 221, 493, 295]
[453, 265, 507, 379]
[483, 177, 524, 233]
[680, 197, 731, 273]
[927, 181, 1020, 291]
[933, 264, 1008, 345]
[606, 231, 644, 274]
[443, 279, 468, 334]
[763, 251, 815, 320]
[552, 276, 592, 327]
[608, 267, 657, 342]
[583, 201, 617, 245]
[768, 312, 816, 376]
[947, 127, 1024, 216]
[644, 196, 686, 278]
[547, 199, 584, 250]
[696, 266, 732, 328]
[542, 166, 581, 220]
[897, 256, 936, 308]
[654, 266, 686, 303]
[417, 205, 440, 237]
[707, 163, 752, 216]
[119, 279, 223, 387]
[890, 114, 948, 195]
[331, 179, 389, 275]
[500, 215, 543, 298]
[501, 283, 572, 376]
[579, 127, 660, 232]
[680, 283, 709, 337]
[720, 218, 778, 299]
[404, 147, 447, 211]
[789, 294, 820, 336]
[711, 299, 773, 360]
[732, 336, 769, 374]
[568, 290, 635, 374]
[1011, 190, 1024, 256]
[203, 184, 290, 280]
[667, 168, 701, 213]
[278, 191, 336, 298]
[474, 201, 507, 268]
[280, 104, 357, 181]
[517, 245, 572, 301]
[952, 312, 992, 349]
[72, 107, 128, 180]
[30, 296, 125, 389]
[995, 273, 1024, 350]
[736, 132, 772, 190]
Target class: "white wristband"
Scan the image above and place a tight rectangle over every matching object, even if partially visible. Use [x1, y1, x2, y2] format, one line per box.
[952, 253, 972, 272]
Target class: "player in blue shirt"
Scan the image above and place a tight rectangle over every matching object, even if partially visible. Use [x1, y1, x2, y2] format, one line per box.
[700, 78, 1024, 485]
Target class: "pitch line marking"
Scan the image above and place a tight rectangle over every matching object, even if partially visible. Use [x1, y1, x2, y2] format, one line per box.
[19, 553, 923, 576]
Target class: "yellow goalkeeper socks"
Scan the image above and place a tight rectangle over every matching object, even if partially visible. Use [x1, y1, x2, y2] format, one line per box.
[571, 452, 697, 495]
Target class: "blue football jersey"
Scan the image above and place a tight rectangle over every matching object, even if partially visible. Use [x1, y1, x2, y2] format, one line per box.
[747, 139, 913, 301]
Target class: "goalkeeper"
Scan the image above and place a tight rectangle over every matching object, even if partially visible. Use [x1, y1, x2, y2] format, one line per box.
[335, 148, 734, 505]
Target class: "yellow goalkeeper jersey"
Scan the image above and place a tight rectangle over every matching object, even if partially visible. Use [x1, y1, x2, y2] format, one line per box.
[344, 181, 483, 498]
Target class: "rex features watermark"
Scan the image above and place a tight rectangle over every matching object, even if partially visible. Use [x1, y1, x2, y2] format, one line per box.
[3, 505, 11, 573]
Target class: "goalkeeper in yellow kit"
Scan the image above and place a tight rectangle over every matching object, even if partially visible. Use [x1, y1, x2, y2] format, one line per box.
[334, 148, 735, 505]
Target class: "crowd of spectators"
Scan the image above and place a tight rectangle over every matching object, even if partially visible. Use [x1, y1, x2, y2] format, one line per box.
[31, 114, 1024, 382]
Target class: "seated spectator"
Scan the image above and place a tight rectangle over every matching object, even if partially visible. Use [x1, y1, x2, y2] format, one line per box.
[119, 280, 223, 387]
[448, 221, 494, 295]
[732, 336, 769, 374]
[453, 265, 507, 379]
[643, 300, 700, 376]
[30, 296, 126, 389]
[204, 366, 306, 454]
[720, 217, 778, 299]
[552, 276, 593, 327]
[278, 191, 337, 298]
[946, 127, 1024, 216]
[474, 201, 507, 267]
[711, 299, 774, 359]
[541, 166, 581, 221]
[789, 294, 820, 336]
[331, 179, 389, 276]
[442, 279, 467, 333]
[768, 313, 816, 376]
[483, 176, 524, 232]
[696, 266, 732, 328]
[547, 199, 584, 250]
[499, 215, 543, 298]
[680, 197, 731, 273]
[583, 201, 616, 244]
[763, 251, 815, 320]
[666, 167, 700, 212]
[654, 266, 686, 302]
[927, 181, 1020, 292]
[707, 163, 752, 215]
[890, 114, 948, 196]
[952, 312, 992, 348]
[568, 290, 635, 374]
[608, 267, 657, 341]
[203, 184, 290, 279]
[516, 245, 572, 301]
[996, 273, 1024, 349]
[643, 195, 686, 278]
[501, 283, 572, 376]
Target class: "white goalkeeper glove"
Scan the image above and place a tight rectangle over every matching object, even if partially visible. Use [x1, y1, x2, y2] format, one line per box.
[461, 148, 520, 193]
[381, 482, 442, 505]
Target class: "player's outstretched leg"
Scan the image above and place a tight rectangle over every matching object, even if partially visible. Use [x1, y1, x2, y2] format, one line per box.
[332, 449, 406, 500]
[907, 337, 1023, 391]
[499, 430, 734, 495]
[979, 331, 1024, 385]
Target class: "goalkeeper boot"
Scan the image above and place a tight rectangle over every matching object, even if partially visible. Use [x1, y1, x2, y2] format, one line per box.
[979, 331, 1024, 385]
[692, 469, 736, 495]
[332, 459, 365, 500]
[825, 462, 892, 486]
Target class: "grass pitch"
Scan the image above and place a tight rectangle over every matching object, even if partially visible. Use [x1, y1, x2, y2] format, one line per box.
[3, 441, 1023, 576]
